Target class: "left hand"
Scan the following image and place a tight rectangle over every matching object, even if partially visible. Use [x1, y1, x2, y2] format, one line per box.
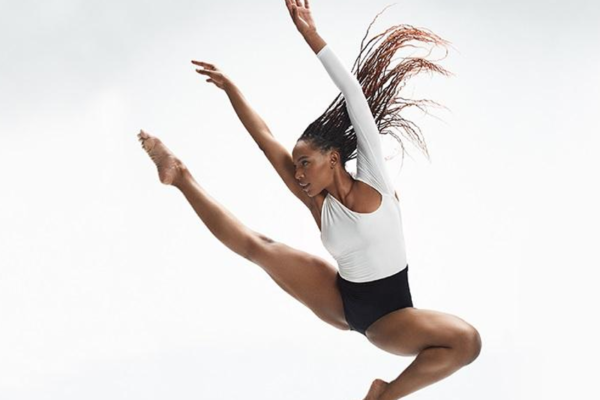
[284, 0, 317, 36]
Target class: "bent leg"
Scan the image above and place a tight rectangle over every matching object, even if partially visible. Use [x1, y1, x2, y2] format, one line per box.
[365, 308, 482, 400]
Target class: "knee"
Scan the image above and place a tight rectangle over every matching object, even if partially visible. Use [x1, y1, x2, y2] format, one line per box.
[245, 231, 276, 262]
[257, 233, 275, 244]
[455, 325, 482, 366]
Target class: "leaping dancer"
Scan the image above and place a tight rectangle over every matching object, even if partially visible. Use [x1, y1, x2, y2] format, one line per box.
[138, 1, 481, 399]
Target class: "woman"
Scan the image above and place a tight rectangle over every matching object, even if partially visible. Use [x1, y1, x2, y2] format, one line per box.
[138, 1, 481, 399]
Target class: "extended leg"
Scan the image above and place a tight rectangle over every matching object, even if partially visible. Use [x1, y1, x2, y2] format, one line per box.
[138, 129, 255, 258]
[174, 170, 256, 259]
[173, 170, 349, 329]
[137, 130, 350, 331]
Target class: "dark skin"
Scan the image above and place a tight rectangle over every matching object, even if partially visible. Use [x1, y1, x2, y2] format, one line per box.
[191, 20, 396, 223]
[284, 0, 397, 214]
[140, 2, 481, 400]
[292, 139, 402, 221]
[291, 139, 391, 217]
[287, 5, 481, 400]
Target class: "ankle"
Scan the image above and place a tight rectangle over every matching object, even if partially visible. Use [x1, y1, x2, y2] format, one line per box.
[173, 165, 193, 189]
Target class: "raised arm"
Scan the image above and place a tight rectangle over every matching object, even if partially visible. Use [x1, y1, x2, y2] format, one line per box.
[285, 0, 326, 54]
[285, 0, 397, 197]
[192, 60, 275, 151]
[191, 58, 314, 210]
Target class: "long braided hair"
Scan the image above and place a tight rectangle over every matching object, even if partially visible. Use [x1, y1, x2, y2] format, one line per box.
[298, 5, 453, 168]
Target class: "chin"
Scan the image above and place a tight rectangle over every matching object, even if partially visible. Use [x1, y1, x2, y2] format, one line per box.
[306, 186, 319, 197]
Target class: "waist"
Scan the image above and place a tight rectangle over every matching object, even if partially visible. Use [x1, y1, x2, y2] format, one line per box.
[338, 263, 409, 285]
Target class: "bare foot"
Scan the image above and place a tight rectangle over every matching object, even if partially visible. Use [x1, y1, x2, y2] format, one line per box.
[137, 129, 187, 186]
[363, 379, 389, 400]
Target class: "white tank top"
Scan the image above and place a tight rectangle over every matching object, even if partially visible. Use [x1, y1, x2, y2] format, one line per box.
[316, 44, 408, 283]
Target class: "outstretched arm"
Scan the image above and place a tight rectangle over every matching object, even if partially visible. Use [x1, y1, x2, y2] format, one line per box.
[284, 0, 362, 112]
[285, 0, 369, 107]
[285, 0, 397, 197]
[192, 58, 314, 210]
[285, 0, 326, 54]
[192, 60, 275, 152]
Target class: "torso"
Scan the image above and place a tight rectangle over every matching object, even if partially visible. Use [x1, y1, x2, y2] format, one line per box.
[310, 180, 384, 231]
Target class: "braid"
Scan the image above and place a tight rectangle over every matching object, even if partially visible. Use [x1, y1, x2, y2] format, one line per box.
[298, 4, 453, 167]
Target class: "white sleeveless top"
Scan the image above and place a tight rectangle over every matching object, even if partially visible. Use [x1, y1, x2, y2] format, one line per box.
[317, 44, 409, 283]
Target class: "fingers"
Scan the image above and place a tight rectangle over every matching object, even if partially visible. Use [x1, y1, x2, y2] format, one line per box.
[305, 0, 310, 9]
[191, 60, 216, 70]
[191, 60, 218, 76]
[195, 68, 216, 76]
[284, 0, 295, 18]
[285, 0, 305, 15]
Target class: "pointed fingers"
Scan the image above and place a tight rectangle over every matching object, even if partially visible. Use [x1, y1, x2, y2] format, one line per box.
[285, 0, 295, 18]
[195, 68, 216, 75]
[191, 60, 216, 70]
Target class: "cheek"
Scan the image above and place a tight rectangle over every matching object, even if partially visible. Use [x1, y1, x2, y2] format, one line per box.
[313, 166, 329, 185]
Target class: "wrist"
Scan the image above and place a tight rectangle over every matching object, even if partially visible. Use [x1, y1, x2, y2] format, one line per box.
[223, 79, 236, 94]
[301, 27, 318, 39]
[301, 29, 326, 55]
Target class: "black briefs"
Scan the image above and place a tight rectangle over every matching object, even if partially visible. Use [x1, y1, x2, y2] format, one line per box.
[336, 264, 414, 336]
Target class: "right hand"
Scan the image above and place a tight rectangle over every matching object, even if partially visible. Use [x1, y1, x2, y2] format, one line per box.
[191, 60, 231, 91]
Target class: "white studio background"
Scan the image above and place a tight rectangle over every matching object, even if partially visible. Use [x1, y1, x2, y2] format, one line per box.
[1, 0, 599, 399]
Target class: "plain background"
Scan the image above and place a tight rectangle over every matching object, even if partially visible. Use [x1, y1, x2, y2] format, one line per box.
[1, 0, 599, 399]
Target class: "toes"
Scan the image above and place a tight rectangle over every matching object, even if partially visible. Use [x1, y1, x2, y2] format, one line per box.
[137, 130, 153, 150]
[138, 136, 156, 153]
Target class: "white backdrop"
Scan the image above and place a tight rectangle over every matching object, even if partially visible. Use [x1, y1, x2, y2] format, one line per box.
[1, 0, 599, 399]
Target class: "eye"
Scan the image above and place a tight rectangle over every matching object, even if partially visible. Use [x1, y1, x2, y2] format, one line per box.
[302, 160, 309, 166]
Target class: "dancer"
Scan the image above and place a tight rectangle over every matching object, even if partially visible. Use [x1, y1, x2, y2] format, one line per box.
[138, 1, 481, 399]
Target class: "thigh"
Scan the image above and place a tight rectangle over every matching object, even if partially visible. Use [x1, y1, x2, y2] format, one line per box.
[247, 234, 350, 331]
[365, 308, 477, 356]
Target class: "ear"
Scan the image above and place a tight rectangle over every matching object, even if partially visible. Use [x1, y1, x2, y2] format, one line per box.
[328, 149, 341, 164]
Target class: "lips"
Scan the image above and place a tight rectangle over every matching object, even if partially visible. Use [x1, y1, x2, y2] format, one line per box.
[302, 183, 311, 192]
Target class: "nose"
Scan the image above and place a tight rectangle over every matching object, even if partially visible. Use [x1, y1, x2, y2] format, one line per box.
[295, 170, 304, 182]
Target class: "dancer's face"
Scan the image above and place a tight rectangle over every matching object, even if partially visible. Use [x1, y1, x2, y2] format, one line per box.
[292, 139, 338, 197]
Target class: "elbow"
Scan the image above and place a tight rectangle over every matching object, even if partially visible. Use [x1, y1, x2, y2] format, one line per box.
[332, 69, 363, 95]
[348, 80, 364, 96]
[336, 79, 364, 99]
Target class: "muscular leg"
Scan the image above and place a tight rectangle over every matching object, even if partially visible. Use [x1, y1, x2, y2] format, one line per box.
[174, 170, 256, 260]
[138, 130, 350, 331]
[363, 308, 482, 400]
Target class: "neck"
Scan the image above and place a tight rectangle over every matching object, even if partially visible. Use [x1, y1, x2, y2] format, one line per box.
[326, 169, 355, 203]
